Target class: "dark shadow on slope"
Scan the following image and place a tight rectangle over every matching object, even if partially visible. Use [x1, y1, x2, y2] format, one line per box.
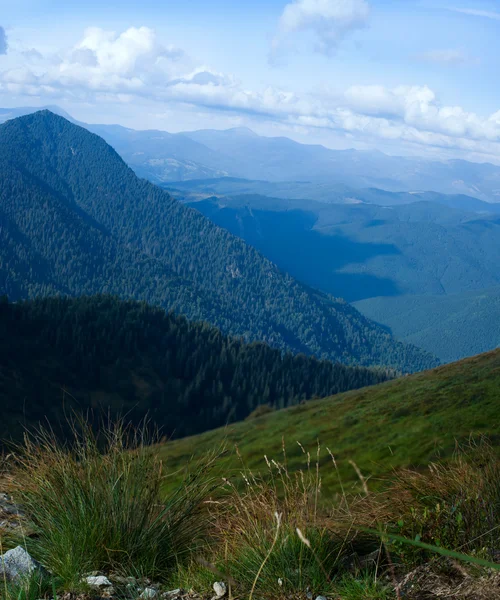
[189, 199, 401, 302]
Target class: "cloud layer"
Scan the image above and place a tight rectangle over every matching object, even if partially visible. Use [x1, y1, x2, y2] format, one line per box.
[2, 24, 500, 162]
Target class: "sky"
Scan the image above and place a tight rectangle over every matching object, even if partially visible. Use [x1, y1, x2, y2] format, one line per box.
[2, 0, 500, 163]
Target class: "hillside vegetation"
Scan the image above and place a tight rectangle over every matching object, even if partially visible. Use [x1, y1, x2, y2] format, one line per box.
[182, 194, 500, 302]
[159, 349, 500, 492]
[354, 288, 500, 363]
[0, 110, 436, 373]
[0, 295, 392, 443]
[172, 191, 500, 361]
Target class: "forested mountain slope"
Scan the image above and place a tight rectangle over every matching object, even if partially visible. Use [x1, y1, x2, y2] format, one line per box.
[354, 288, 500, 363]
[0, 295, 391, 442]
[178, 192, 500, 362]
[0, 111, 436, 372]
[182, 194, 500, 302]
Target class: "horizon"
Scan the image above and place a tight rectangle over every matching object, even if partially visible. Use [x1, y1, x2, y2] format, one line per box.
[4, 104, 500, 170]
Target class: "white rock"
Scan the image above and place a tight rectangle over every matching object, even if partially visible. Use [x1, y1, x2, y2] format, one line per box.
[85, 575, 113, 588]
[0, 546, 42, 581]
[316, 596, 327, 600]
[140, 587, 158, 599]
[213, 581, 227, 597]
[163, 590, 182, 598]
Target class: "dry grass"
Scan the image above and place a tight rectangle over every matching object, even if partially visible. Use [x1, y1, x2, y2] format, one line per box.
[178, 441, 389, 600]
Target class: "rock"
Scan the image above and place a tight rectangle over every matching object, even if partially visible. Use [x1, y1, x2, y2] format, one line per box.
[163, 590, 182, 598]
[357, 549, 380, 569]
[213, 581, 227, 597]
[306, 592, 313, 600]
[0, 546, 42, 581]
[316, 596, 327, 600]
[85, 575, 113, 588]
[140, 588, 158, 599]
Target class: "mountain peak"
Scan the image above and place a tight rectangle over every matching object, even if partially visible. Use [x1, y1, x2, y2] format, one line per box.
[226, 126, 259, 137]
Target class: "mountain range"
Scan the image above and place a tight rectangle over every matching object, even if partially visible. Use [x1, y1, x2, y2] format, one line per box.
[2, 107, 499, 365]
[0, 110, 435, 373]
[162, 187, 500, 362]
[3, 106, 500, 202]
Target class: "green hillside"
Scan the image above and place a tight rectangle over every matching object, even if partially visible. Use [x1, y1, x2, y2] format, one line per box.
[0, 110, 436, 372]
[0, 295, 391, 443]
[159, 349, 500, 492]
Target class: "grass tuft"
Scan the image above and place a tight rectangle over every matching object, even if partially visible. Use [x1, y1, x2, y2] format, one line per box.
[7, 419, 219, 589]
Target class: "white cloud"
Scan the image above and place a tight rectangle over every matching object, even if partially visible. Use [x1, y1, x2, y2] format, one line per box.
[4, 25, 500, 162]
[451, 7, 500, 20]
[0, 26, 7, 55]
[416, 49, 469, 65]
[272, 0, 370, 56]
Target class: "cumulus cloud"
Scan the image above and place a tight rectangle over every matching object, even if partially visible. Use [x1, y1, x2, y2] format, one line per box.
[4, 24, 500, 161]
[272, 0, 370, 56]
[416, 49, 469, 66]
[0, 26, 7, 55]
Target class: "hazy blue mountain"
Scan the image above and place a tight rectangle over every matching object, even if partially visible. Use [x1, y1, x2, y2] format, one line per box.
[3, 106, 500, 202]
[170, 178, 500, 213]
[354, 289, 500, 363]
[86, 124, 229, 182]
[0, 110, 437, 372]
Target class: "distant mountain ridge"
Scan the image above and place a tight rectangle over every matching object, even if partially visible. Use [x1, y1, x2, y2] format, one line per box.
[0, 110, 436, 372]
[2, 105, 500, 202]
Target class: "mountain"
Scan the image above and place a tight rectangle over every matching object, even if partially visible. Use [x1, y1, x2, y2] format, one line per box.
[174, 192, 500, 362]
[159, 349, 500, 493]
[180, 194, 500, 302]
[4, 106, 500, 202]
[0, 295, 391, 443]
[0, 110, 436, 372]
[103, 123, 500, 201]
[354, 287, 500, 363]
[169, 177, 500, 212]
[86, 123, 229, 183]
[0, 105, 75, 123]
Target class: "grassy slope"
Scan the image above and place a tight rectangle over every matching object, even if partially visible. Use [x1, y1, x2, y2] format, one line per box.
[160, 350, 500, 493]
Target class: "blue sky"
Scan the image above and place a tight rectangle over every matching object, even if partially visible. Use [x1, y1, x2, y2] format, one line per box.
[2, 0, 500, 162]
